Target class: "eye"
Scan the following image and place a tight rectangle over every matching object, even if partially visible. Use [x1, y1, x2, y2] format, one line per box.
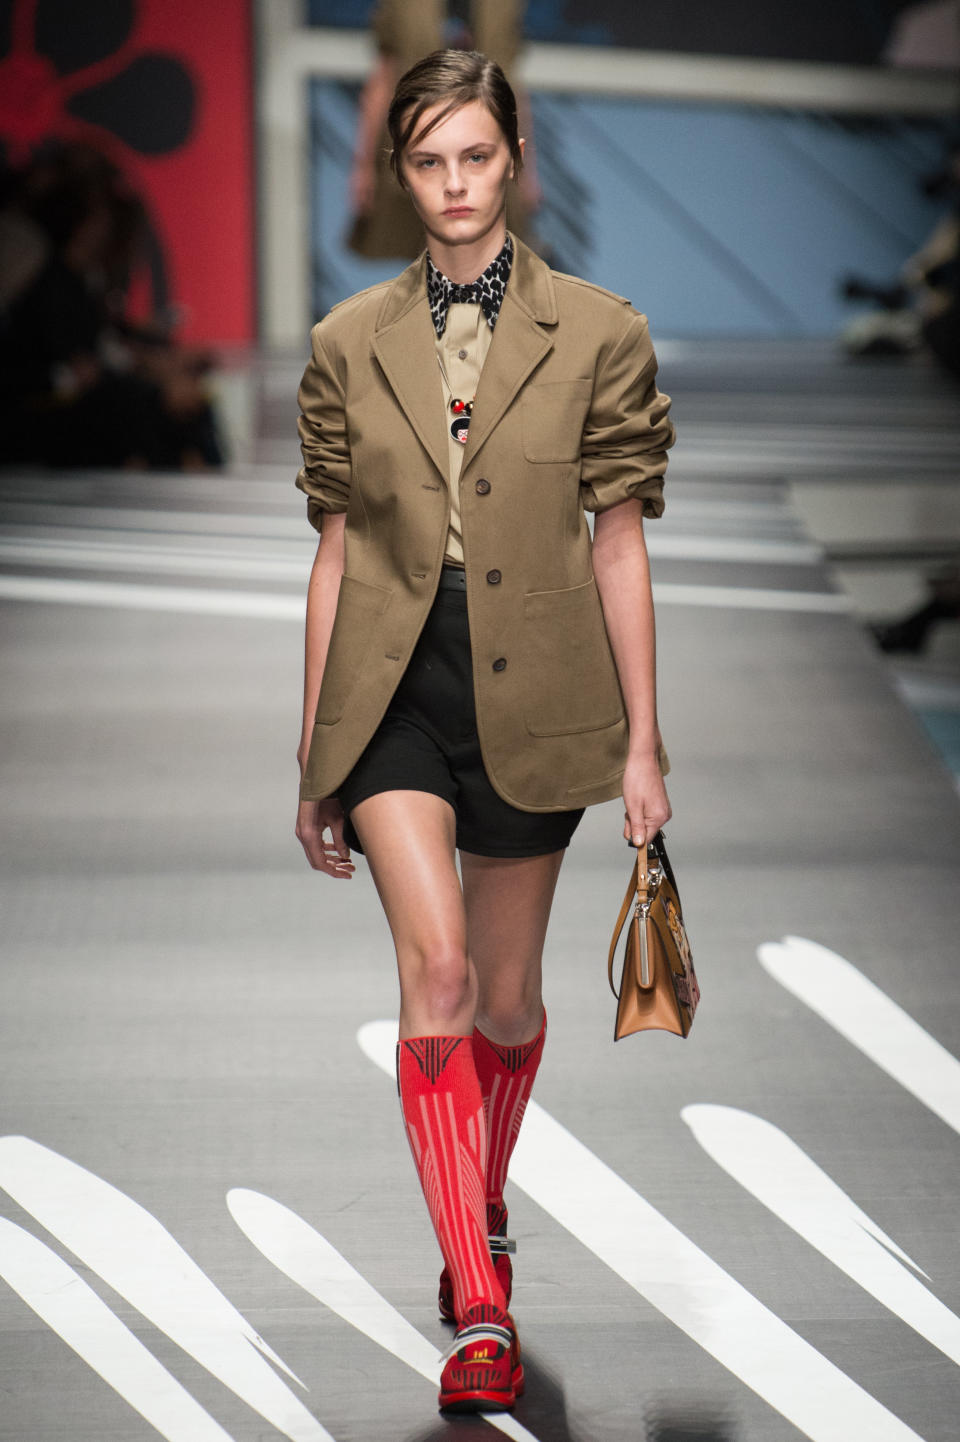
[468, 152, 488, 164]
[415, 157, 438, 169]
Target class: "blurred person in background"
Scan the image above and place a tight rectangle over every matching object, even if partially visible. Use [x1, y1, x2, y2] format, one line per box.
[0, 142, 222, 470]
[871, 566, 960, 652]
[348, 0, 541, 259]
[840, 137, 960, 374]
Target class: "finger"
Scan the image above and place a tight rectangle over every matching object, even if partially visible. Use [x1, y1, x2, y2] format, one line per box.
[325, 852, 355, 878]
[320, 841, 355, 870]
[302, 835, 341, 873]
[329, 816, 352, 861]
[318, 853, 355, 877]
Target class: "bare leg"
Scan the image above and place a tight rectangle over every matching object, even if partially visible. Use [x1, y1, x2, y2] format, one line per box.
[350, 789, 475, 1037]
[460, 849, 565, 1045]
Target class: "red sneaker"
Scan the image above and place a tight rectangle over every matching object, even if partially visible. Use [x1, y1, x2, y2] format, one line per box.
[438, 1305, 518, 1413]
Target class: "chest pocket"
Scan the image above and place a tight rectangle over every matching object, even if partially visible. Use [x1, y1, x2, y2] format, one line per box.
[521, 379, 593, 463]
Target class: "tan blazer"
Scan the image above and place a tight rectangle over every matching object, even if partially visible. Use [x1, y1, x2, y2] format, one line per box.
[297, 235, 674, 811]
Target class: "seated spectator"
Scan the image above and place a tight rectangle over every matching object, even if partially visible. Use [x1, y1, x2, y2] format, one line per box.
[0, 143, 222, 470]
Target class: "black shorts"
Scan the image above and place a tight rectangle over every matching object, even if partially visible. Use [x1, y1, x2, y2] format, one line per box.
[337, 568, 584, 859]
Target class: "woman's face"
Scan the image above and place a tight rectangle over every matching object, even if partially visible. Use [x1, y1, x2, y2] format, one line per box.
[400, 98, 518, 251]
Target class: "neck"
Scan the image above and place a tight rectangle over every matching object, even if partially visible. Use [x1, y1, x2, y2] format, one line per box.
[426, 219, 508, 284]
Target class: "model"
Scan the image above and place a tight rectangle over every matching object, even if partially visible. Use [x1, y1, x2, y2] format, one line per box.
[295, 48, 674, 1415]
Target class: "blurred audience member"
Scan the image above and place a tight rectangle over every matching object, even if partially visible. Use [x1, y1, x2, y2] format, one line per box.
[871, 567, 960, 653]
[840, 139, 960, 375]
[884, 0, 960, 70]
[0, 143, 222, 470]
[348, 0, 541, 260]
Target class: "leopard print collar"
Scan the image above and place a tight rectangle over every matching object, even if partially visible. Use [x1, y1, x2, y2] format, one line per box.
[426, 234, 513, 338]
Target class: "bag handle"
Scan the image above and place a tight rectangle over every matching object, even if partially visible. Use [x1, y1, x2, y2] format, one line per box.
[607, 840, 661, 998]
[607, 855, 639, 999]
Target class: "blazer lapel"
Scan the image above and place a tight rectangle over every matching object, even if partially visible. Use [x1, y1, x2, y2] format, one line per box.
[370, 237, 559, 479]
[462, 237, 558, 467]
[372, 260, 449, 484]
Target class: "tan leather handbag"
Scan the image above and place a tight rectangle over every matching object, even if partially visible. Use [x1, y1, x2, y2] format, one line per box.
[607, 833, 699, 1041]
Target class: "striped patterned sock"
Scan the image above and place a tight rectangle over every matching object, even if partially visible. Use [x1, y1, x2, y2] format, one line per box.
[396, 1036, 507, 1322]
[473, 1012, 546, 1208]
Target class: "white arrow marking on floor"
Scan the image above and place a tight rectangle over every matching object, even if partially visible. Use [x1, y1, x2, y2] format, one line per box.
[684, 1105, 960, 1364]
[359, 1021, 925, 1442]
[228, 1189, 543, 1442]
[0, 1218, 237, 1442]
[758, 936, 960, 1135]
[0, 1137, 336, 1442]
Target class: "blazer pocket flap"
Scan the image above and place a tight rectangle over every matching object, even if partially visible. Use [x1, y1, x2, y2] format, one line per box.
[522, 379, 593, 463]
[522, 578, 624, 736]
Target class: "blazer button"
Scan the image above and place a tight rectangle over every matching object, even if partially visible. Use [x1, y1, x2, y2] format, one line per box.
[475, 478, 491, 495]
[486, 569, 502, 584]
[492, 657, 507, 672]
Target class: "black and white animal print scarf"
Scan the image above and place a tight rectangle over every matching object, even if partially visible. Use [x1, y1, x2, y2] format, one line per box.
[426, 234, 513, 338]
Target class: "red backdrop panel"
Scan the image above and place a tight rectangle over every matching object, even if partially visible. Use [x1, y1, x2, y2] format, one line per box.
[0, 0, 255, 345]
[125, 1, 255, 344]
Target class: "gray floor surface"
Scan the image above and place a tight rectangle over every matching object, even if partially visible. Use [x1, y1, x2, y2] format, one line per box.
[1, 341, 959, 1442]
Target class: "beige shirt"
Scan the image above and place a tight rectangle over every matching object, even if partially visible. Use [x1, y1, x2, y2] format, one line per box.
[434, 302, 493, 565]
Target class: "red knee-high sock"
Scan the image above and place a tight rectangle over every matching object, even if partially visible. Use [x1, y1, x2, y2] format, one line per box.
[397, 1036, 507, 1322]
[472, 1012, 546, 1213]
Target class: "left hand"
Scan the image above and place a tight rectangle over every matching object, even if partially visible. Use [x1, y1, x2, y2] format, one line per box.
[621, 750, 672, 849]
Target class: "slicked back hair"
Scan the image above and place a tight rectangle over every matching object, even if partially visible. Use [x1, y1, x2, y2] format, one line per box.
[388, 49, 522, 187]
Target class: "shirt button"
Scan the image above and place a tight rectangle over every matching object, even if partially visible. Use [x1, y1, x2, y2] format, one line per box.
[458, 349, 468, 360]
[492, 657, 507, 672]
[486, 569, 502, 584]
[475, 478, 491, 495]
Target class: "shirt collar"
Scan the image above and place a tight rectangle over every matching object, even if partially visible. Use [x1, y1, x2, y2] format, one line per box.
[426, 233, 514, 338]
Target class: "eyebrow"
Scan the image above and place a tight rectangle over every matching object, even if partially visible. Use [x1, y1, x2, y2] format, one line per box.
[406, 141, 498, 159]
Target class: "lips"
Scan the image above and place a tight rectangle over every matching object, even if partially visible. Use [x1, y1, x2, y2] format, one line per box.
[443, 207, 474, 216]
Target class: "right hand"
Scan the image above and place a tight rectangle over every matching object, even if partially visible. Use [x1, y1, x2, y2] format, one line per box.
[296, 796, 355, 879]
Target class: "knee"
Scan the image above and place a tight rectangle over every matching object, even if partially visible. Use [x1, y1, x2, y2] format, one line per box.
[477, 986, 544, 1047]
[402, 942, 475, 1026]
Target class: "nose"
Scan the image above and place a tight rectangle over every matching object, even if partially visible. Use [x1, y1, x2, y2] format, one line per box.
[444, 164, 466, 198]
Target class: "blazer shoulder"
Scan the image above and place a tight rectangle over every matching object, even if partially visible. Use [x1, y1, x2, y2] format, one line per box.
[549, 270, 650, 342]
[310, 279, 394, 348]
[551, 270, 636, 311]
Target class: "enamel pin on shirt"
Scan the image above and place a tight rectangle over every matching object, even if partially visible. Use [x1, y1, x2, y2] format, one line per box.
[436, 347, 476, 445]
[449, 396, 474, 444]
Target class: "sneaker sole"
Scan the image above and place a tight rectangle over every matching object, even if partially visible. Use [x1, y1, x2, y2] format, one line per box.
[439, 1389, 515, 1413]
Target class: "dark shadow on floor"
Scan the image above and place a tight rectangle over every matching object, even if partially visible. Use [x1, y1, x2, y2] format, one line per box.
[643, 1400, 739, 1441]
[404, 1380, 738, 1441]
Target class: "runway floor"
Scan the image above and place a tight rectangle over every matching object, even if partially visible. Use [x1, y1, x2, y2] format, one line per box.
[1, 340, 959, 1442]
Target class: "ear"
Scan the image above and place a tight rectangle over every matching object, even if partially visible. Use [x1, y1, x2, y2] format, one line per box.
[513, 136, 526, 181]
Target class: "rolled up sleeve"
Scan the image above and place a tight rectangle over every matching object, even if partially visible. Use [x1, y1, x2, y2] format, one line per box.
[296, 325, 351, 531]
[580, 312, 675, 518]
